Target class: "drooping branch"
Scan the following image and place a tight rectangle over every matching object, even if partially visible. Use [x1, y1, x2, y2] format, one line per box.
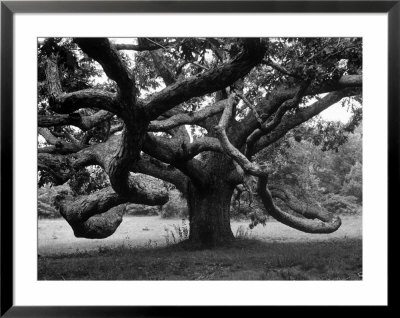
[60, 187, 125, 224]
[57, 171, 169, 239]
[56, 187, 126, 239]
[143, 38, 266, 120]
[68, 204, 126, 239]
[257, 176, 341, 233]
[270, 186, 333, 221]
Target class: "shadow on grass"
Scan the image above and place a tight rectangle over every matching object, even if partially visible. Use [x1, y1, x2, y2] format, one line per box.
[38, 238, 362, 280]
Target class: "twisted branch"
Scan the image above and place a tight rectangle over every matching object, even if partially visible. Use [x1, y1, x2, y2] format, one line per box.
[257, 177, 341, 233]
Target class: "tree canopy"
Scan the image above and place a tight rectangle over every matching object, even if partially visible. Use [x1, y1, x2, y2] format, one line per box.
[38, 37, 362, 247]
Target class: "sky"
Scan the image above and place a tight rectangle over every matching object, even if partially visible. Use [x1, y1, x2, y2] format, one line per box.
[319, 103, 353, 122]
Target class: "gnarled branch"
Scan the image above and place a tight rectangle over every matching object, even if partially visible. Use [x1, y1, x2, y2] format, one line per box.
[235, 74, 362, 146]
[38, 110, 114, 131]
[215, 93, 268, 178]
[245, 82, 309, 154]
[143, 38, 266, 120]
[257, 176, 341, 233]
[38, 127, 83, 154]
[148, 99, 228, 132]
[250, 89, 358, 155]
[49, 89, 119, 114]
[74, 38, 136, 99]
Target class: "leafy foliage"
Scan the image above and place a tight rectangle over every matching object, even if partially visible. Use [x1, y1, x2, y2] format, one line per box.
[254, 120, 362, 217]
[68, 165, 110, 195]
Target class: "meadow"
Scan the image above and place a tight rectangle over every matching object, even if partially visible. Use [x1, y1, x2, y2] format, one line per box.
[38, 215, 362, 280]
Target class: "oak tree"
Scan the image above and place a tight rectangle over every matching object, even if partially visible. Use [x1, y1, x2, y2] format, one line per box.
[38, 37, 362, 247]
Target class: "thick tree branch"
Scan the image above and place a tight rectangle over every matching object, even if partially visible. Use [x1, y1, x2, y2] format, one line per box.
[184, 137, 223, 158]
[245, 82, 309, 154]
[59, 180, 166, 239]
[136, 156, 189, 194]
[45, 54, 63, 95]
[236, 92, 264, 126]
[38, 151, 97, 184]
[143, 38, 266, 120]
[67, 204, 126, 239]
[148, 99, 227, 132]
[251, 89, 357, 154]
[38, 127, 83, 154]
[49, 89, 119, 114]
[74, 38, 136, 99]
[214, 93, 268, 178]
[38, 110, 114, 131]
[270, 186, 334, 221]
[235, 74, 362, 146]
[257, 176, 341, 233]
[150, 50, 177, 86]
[44, 54, 120, 115]
[142, 133, 207, 186]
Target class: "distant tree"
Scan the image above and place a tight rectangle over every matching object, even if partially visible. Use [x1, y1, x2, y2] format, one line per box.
[38, 37, 362, 247]
[253, 119, 362, 217]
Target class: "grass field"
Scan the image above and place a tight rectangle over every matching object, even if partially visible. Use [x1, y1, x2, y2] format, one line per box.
[38, 215, 362, 280]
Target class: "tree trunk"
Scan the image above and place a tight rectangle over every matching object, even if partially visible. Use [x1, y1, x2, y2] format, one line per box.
[187, 181, 235, 248]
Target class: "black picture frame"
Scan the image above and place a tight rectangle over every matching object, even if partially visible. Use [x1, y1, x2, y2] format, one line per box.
[1, 1, 396, 316]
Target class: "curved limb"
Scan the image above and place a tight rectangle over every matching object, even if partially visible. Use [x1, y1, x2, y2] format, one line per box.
[143, 38, 266, 120]
[71, 205, 126, 239]
[57, 174, 169, 239]
[257, 176, 341, 233]
[38, 110, 114, 131]
[270, 186, 334, 222]
[214, 93, 268, 179]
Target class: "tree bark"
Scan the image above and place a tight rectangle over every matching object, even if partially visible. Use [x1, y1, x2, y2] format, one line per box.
[187, 179, 235, 248]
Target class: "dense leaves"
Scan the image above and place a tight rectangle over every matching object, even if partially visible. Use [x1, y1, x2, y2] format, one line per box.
[255, 122, 362, 214]
[69, 165, 110, 195]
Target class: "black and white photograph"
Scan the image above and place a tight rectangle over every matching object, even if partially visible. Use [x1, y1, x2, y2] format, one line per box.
[36, 37, 363, 281]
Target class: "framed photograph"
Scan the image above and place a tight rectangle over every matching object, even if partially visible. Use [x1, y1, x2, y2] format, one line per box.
[1, 0, 396, 315]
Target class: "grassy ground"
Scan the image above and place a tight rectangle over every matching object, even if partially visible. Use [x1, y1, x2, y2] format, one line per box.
[38, 215, 362, 255]
[38, 216, 362, 280]
[38, 238, 362, 280]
